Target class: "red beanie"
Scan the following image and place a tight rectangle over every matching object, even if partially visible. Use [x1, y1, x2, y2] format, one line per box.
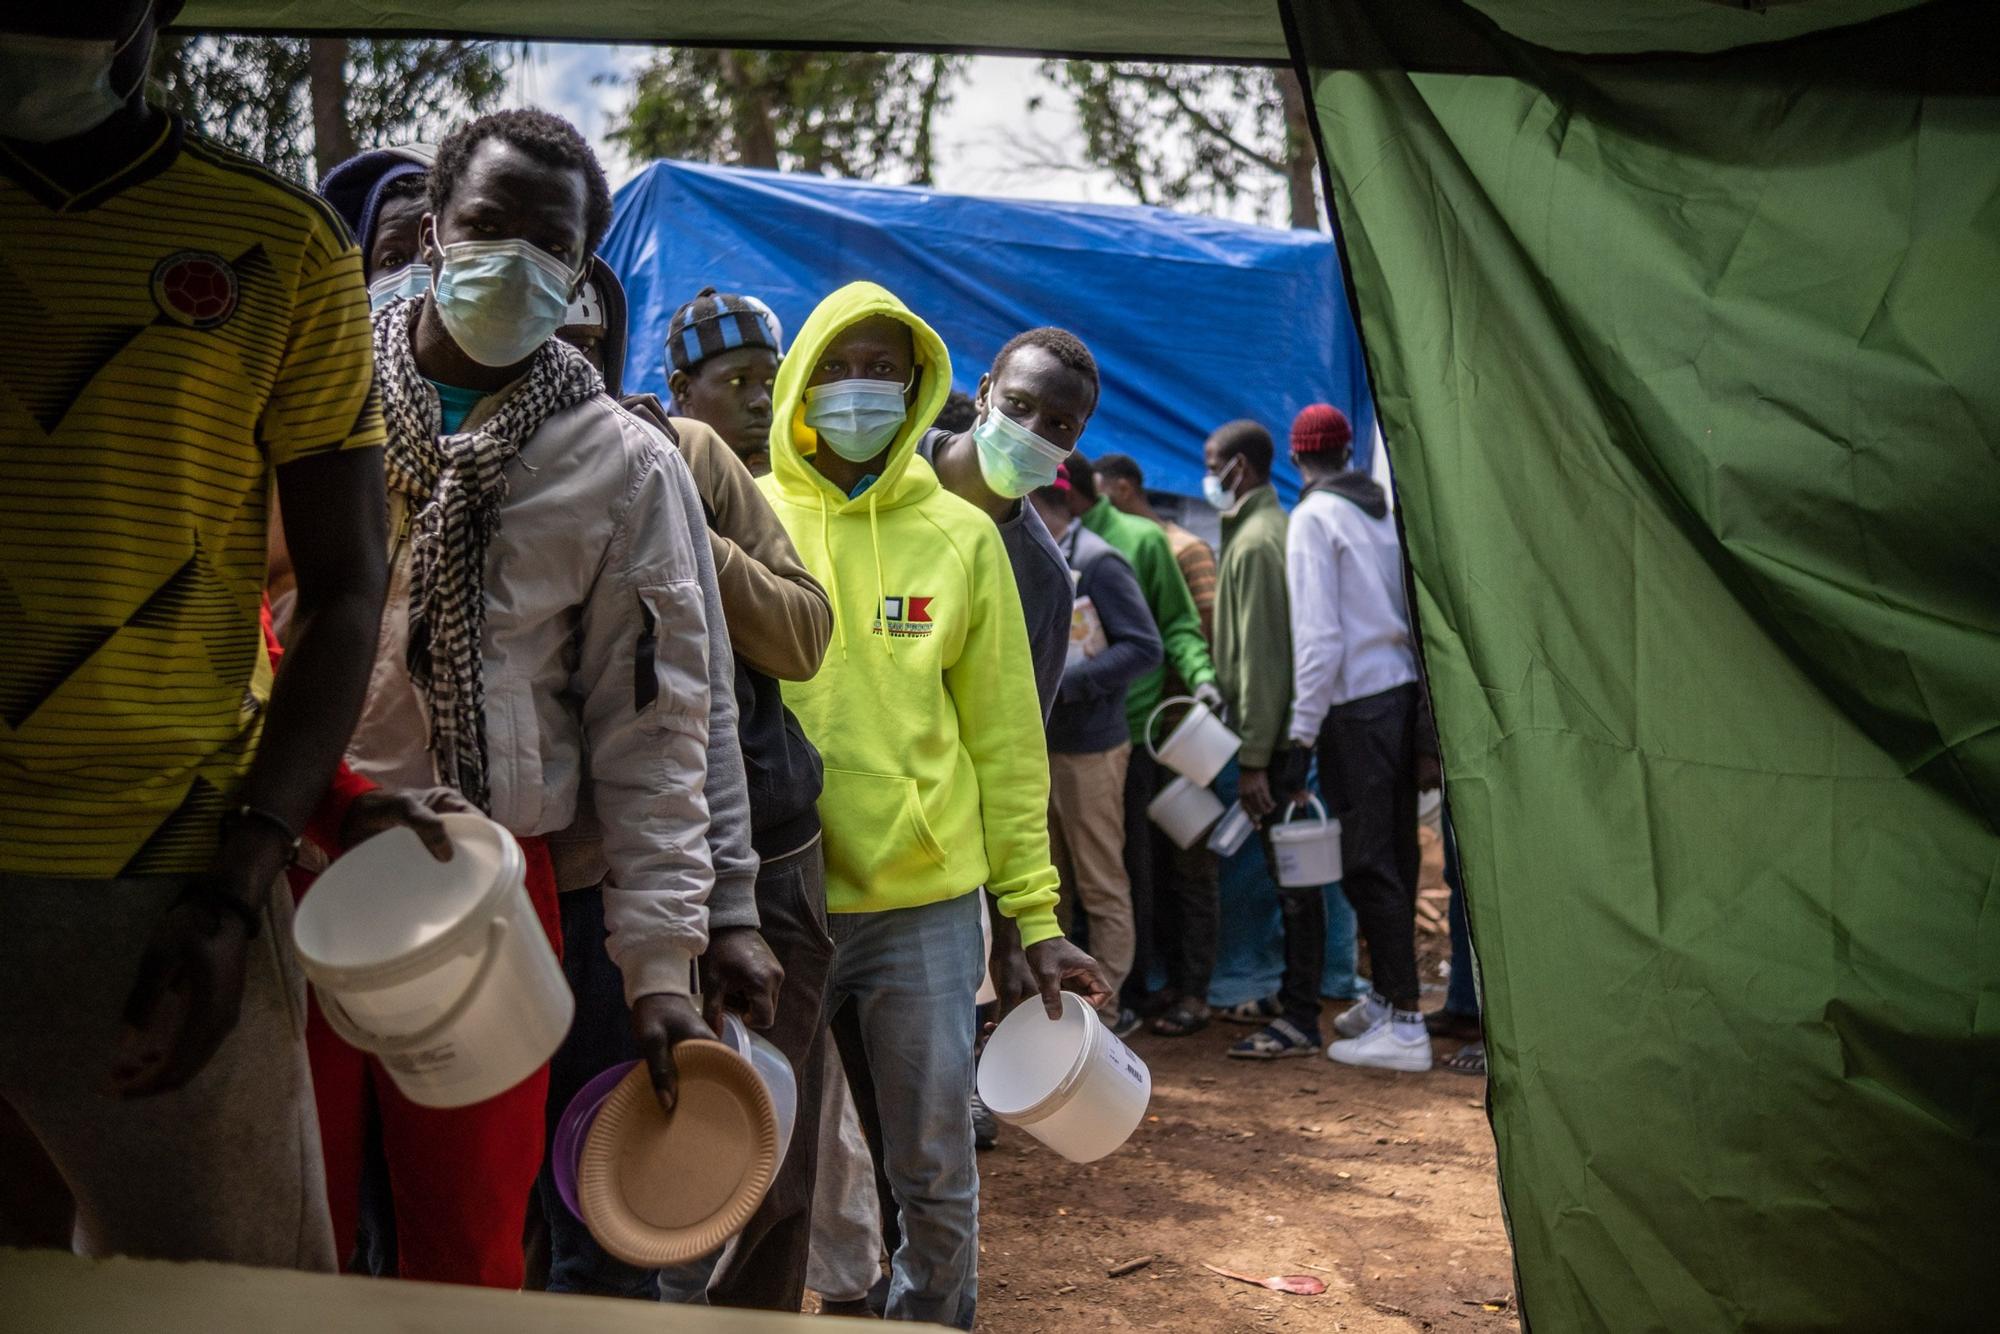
[1290, 403, 1353, 458]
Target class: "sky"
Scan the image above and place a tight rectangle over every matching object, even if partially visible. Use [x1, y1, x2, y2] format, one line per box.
[500, 44, 1281, 224]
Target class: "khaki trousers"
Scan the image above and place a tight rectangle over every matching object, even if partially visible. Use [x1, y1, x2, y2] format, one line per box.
[1048, 743, 1135, 1017]
[0, 874, 335, 1271]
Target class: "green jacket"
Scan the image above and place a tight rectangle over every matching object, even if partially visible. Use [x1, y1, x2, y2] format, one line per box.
[1214, 485, 1292, 769]
[1079, 496, 1216, 747]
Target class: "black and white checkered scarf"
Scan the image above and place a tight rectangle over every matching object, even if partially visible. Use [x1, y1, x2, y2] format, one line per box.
[372, 297, 602, 808]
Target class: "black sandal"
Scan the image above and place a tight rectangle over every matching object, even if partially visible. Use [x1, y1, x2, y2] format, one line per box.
[1443, 1039, 1487, 1076]
[1150, 998, 1210, 1037]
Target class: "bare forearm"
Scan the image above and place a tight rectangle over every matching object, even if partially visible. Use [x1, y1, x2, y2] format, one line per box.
[240, 585, 384, 835]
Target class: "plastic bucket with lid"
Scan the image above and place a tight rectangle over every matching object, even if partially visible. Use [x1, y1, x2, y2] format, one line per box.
[292, 813, 573, 1109]
[1148, 774, 1225, 849]
[1145, 695, 1241, 787]
[720, 1013, 799, 1175]
[977, 992, 1151, 1163]
[1268, 796, 1344, 887]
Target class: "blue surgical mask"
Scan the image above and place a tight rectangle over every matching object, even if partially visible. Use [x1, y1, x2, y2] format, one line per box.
[805, 378, 909, 462]
[0, 10, 148, 144]
[430, 239, 578, 368]
[367, 263, 431, 312]
[972, 403, 1068, 499]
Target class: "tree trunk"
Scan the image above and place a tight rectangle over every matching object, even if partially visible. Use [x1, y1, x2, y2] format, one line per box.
[909, 56, 948, 185]
[308, 37, 355, 181]
[1277, 68, 1321, 231]
[720, 50, 781, 169]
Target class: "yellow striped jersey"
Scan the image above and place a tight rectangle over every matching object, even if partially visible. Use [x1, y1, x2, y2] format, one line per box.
[0, 116, 385, 877]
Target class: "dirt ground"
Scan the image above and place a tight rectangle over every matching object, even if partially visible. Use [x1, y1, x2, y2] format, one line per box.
[974, 993, 1517, 1333]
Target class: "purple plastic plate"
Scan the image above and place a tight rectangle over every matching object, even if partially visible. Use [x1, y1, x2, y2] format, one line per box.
[554, 1060, 640, 1221]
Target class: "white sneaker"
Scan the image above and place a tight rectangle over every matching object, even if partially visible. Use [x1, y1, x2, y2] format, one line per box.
[1327, 1016, 1433, 1072]
[1333, 992, 1390, 1039]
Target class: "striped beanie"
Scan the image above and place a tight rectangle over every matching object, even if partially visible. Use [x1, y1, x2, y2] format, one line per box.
[666, 287, 785, 373]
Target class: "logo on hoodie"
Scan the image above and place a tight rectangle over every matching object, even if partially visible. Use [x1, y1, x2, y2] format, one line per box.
[873, 595, 935, 640]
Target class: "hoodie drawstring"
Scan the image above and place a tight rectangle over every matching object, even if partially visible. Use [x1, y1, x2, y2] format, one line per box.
[867, 492, 893, 661]
[818, 488, 848, 660]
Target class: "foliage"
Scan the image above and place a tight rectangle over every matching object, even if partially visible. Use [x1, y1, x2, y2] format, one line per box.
[152, 37, 510, 184]
[606, 50, 965, 184]
[1036, 62, 1320, 229]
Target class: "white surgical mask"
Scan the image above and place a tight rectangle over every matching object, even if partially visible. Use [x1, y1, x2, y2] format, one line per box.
[0, 11, 149, 144]
[430, 238, 578, 368]
[1202, 454, 1244, 511]
[367, 263, 431, 312]
[805, 378, 909, 462]
[971, 402, 1068, 498]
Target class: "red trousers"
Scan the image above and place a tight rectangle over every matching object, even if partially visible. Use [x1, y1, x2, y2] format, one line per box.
[292, 834, 560, 1289]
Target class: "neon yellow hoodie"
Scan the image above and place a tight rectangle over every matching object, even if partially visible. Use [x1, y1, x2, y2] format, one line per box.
[758, 282, 1060, 946]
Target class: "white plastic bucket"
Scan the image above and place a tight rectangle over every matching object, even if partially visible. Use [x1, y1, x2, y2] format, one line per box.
[976, 992, 1151, 1163]
[1268, 796, 1343, 888]
[292, 813, 573, 1109]
[1147, 775, 1226, 849]
[1145, 695, 1242, 787]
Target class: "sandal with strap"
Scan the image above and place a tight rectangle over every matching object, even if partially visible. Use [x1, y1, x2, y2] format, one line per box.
[1443, 1039, 1487, 1076]
[1227, 1018, 1320, 1060]
[1151, 998, 1211, 1037]
[1218, 995, 1282, 1026]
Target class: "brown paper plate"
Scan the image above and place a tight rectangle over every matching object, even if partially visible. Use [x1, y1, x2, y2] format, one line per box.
[577, 1040, 778, 1268]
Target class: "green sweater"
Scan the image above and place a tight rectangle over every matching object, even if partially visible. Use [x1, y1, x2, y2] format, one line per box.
[1080, 497, 1216, 746]
[1214, 485, 1292, 769]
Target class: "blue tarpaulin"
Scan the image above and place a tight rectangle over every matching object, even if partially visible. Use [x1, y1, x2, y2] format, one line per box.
[602, 160, 1374, 500]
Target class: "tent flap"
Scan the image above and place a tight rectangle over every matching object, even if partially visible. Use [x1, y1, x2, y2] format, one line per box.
[1289, 0, 2000, 1327]
[600, 159, 1374, 501]
[175, 0, 1291, 62]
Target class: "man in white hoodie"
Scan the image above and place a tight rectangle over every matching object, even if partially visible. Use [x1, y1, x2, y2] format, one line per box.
[1276, 405, 1431, 1073]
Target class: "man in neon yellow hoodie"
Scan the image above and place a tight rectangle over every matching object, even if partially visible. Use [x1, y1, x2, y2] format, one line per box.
[760, 282, 1107, 1328]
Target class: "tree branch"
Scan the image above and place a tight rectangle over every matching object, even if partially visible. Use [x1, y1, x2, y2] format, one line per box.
[1131, 69, 1288, 175]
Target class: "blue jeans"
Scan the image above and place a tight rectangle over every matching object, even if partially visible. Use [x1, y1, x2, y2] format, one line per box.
[825, 892, 983, 1329]
[1441, 811, 1481, 1018]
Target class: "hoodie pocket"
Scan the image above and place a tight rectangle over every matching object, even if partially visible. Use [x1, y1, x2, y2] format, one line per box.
[819, 767, 949, 889]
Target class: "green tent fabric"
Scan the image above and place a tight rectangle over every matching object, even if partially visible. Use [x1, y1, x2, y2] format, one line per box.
[173, 0, 1999, 1324]
[177, 0, 1290, 61]
[1286, 0, 1999, 1327]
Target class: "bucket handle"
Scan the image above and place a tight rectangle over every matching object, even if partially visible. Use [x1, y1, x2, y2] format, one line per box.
[1275, 795, 1330, 828]
[315, 916, 511, 1057]
[1143, 695, 1201, 760]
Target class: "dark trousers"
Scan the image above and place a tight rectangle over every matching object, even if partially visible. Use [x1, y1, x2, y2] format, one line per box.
[543, 841, 834, 1309]
[1268, 825, 1330, 1033]
[667, 841, 834, 1310]
[1151, 776, 1221, 1003]
[1314, 682, 1423, 1007]
[540, 884, 656, 1299]
[1119, 747, 1223, 1009]
[1117, 747, 1158, 1009]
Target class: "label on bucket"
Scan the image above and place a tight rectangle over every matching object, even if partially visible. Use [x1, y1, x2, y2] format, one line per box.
[384, 1040, 473, 1085]
[1103, 1031, 1149, 1090]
